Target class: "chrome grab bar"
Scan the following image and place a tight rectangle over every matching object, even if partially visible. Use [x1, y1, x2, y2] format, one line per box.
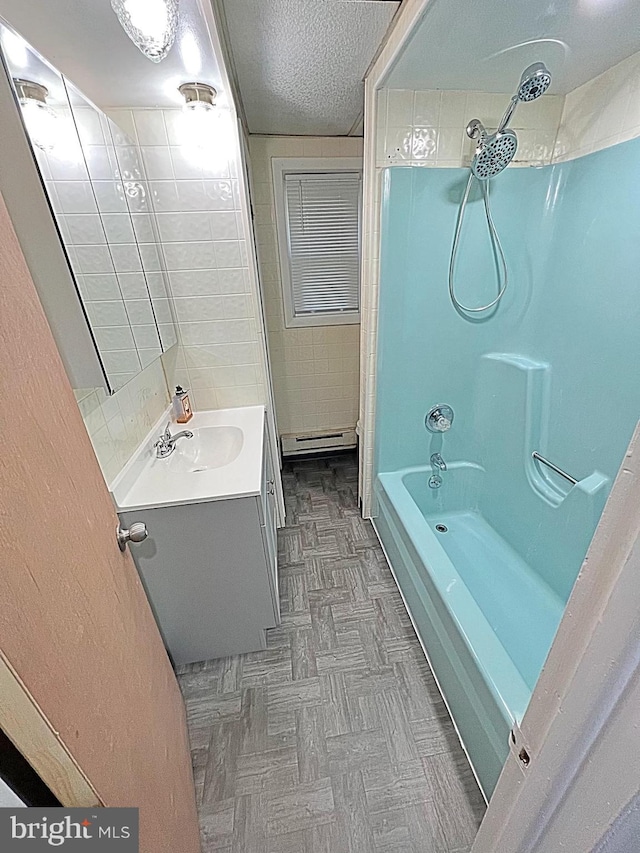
[532, 451, 577, 486]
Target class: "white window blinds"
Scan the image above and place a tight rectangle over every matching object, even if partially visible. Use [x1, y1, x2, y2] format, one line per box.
[283, 172, 361, 319]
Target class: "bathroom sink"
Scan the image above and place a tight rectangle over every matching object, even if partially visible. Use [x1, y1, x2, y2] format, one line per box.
[166, 426, 244, 473]
[110, 406, 265, 511]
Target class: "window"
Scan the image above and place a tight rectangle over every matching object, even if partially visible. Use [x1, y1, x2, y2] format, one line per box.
[273, 158, 362, 328]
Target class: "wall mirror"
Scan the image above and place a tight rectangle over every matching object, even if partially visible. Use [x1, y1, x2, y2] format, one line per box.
[0, 21, 178, 393]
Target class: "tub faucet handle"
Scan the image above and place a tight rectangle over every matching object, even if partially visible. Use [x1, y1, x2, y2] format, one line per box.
[426, 404, 454, 433]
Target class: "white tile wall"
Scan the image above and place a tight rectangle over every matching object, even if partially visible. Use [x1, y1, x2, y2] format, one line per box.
[378, 88, 564, 168]
[108, 108, 269, 413]
[75, 357, 170, 485]
[554, 50, 640, 162]
[249, 135, 363, 436]
[60, 101, 270, 486]
[36, 106, 173, 392]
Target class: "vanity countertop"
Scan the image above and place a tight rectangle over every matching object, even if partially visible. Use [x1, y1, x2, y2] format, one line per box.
[111, 406, 265, 512]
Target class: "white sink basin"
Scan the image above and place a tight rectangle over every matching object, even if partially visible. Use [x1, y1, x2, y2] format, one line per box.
[166, 426, 244, 473]
[110, 406, 265, 511]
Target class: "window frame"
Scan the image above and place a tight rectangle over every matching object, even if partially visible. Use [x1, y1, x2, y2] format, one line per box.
[272, 157, 362, 329]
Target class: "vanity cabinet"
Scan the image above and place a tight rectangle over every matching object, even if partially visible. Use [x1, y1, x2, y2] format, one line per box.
[119, 425, 280, 666]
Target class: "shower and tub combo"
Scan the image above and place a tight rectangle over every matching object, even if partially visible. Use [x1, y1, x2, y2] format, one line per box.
[373, 63, 640, 797]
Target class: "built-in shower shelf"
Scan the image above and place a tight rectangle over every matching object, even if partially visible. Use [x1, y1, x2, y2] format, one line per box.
[479, 352, 610, 514]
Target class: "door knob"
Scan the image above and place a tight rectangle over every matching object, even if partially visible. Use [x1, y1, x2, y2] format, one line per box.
[117, 522, 148, 552]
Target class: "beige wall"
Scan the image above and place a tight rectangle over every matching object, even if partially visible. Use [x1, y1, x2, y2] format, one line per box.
[554, 50, 640, 162]
[249, 135, 362, 437]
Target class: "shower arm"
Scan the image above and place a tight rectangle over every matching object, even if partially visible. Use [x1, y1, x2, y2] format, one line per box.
[497, 95, 519, 134]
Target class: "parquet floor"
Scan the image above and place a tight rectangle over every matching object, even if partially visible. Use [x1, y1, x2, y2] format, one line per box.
[178, 453, 485, 852]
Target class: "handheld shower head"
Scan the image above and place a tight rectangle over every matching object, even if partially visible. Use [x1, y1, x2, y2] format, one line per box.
[517, 62, 552, 102]
[496, 61, 553, 132]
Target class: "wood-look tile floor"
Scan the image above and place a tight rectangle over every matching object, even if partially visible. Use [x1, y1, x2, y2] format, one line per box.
[178, 453, 486, 852]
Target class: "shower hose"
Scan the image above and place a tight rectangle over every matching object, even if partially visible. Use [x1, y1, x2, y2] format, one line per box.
[448, 171, 508, 313]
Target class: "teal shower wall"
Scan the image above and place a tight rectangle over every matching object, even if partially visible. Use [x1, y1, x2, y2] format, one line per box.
[375, 138, 640, 601]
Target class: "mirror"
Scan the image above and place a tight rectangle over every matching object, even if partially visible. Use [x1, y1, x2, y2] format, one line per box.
[0, 22, 178, 393]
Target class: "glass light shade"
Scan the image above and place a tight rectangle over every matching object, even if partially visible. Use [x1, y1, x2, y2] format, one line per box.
[19, 96, 58, 152]
[184, 99, 216, 137]
[111, 0, 178, 63]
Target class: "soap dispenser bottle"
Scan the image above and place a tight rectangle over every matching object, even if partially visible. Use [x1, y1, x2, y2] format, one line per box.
[173, 386, 193, 424]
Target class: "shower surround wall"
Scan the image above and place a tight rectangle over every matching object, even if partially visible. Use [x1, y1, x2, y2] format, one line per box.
[373, 137, 640, 794]
[359, 87, 564, 510]
[361, 55, 640, 510]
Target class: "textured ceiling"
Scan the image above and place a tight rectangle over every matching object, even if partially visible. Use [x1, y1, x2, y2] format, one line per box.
[0, 0, 226, 109]
[387, 0, 640, 95]
[220, 0, 400, 136]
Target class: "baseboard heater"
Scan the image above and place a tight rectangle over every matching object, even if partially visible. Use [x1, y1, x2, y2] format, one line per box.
[281, 428, 357, 457]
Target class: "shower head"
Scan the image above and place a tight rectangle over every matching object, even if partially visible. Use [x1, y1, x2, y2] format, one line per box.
[517, 62, 552, 102]
[469, 127, 518, 180]
[466, 62, 552, 180]
[496, 61, 553, 133]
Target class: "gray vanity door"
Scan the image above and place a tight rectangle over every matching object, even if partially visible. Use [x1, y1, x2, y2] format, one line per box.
[259, 425, 280, 619]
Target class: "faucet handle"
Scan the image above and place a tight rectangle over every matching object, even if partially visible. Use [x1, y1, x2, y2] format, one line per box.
[426, 404, 454, 433]
[153, 423, 172, 450]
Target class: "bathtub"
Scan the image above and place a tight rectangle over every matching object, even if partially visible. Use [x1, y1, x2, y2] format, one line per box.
[373, 462, 566, 797]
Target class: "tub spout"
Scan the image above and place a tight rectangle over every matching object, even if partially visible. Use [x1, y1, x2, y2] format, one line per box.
[430, 453, 447, 472]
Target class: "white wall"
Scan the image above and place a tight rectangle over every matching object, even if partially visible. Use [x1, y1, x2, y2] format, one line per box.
[554, 50, 640, 163]
[249, 135, 362, 437]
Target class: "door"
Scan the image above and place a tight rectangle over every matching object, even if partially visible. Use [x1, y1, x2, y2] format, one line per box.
[0, 190, 200, 852]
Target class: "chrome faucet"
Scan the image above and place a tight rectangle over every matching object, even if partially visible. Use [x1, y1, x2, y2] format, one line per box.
[154, 422, 194, 458]
[430, 453, 447, 473]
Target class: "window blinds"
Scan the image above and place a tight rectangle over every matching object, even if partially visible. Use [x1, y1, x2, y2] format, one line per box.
[283, 172, 361, 317]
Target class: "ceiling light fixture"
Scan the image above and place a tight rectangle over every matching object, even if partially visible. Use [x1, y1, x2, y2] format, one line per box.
[178, 81, 218, 113]
[111, 0, 179, 63]
[178, 83, 224, 165]
[14, 79, 58, 152]
[178, 82, 218, 140]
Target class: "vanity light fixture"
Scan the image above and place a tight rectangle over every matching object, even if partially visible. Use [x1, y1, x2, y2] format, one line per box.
[178, 81, 218, 113]
[111, 0, 179, 63]
[14, 79, 58, 152]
